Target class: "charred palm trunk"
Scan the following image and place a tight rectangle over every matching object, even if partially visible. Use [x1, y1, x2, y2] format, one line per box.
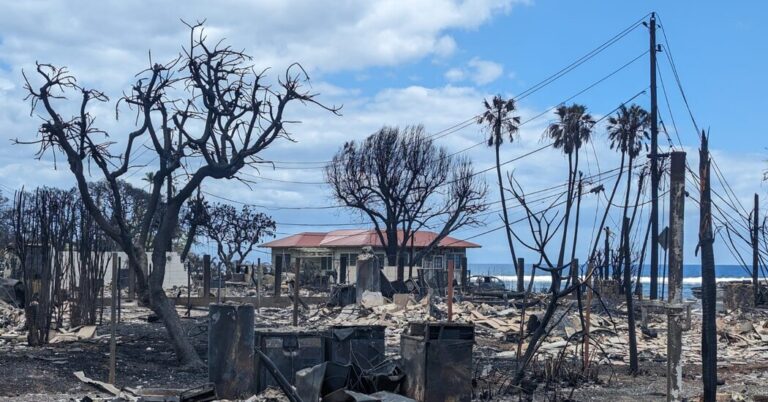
[555, 152, 575, 292]
[623, 217, 638, 373]
[495, 136, 519, 285]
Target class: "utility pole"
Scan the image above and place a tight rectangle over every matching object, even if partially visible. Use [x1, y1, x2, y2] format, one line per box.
[667, 151, 686, 402]
[699, 132, 717, 401]
[753, 193, 760, 306]
[649, 11, 661, 301]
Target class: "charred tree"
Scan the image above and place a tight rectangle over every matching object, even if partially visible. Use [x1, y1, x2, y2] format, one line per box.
[19, 22, 338, 365]
[326, 125, 487, 281]
[202, 202, 275, 274]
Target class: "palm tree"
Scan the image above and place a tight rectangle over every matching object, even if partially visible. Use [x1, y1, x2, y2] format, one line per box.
[606, 103, 649, 375]
[478, 95, 521, 286]
[142, 172, 155, 191]
[607, 104, 650, 220]
[546, 104, 595, 290]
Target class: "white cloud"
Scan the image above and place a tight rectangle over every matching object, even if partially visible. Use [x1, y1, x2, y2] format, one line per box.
[444, 57, 504, 85]
[468, 57, 503, 84]
[444, 68, 465, 82]
[0, 0, 523, 79]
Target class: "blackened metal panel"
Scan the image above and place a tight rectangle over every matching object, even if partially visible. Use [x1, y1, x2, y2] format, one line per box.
[255, 328, 326, 392]
[327, 325, 386, 370]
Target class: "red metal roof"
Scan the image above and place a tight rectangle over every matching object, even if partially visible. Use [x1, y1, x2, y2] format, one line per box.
[261, 229, 480, 249]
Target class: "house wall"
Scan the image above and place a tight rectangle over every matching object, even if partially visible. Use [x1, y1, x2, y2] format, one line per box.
[101, 251, 187, 289]
[269, 247, 468, 285]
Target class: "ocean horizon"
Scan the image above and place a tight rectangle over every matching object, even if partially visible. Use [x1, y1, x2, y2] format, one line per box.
[467, 263, 760, 299]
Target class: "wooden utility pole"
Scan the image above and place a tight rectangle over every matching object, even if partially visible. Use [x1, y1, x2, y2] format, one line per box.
[753, 193, 760, 306]
[109, 252, 118, 384]
[667, 151, 686, 401]
[292, 258, 300, 326]
[516, 257, 525, 292]
[649, 11, 661, 301]
[699, 132, 717, 401]
[447, 260, 454, 322]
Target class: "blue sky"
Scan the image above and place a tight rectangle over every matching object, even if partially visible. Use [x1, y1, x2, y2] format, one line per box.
[0, 0, 765, 268]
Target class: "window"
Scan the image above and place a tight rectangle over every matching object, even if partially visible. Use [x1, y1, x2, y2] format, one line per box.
[432, 255, 444, 270]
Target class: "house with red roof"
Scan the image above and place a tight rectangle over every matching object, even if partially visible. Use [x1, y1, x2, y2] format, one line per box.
[260, 229, 480, 284]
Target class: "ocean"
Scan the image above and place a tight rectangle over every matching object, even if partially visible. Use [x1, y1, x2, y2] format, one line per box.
[467, 263, 757, 300]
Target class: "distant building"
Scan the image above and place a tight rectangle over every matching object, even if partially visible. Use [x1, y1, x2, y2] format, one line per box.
[260, 229, 480, 284]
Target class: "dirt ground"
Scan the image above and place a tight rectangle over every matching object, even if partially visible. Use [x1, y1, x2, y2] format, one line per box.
[0, 310, 209, 401]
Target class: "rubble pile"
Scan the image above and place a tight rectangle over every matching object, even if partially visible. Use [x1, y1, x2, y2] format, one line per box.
[0, 300, 25, 345]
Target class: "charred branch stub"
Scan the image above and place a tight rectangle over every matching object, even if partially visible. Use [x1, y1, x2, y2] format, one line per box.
[325, 125, 487, 281]
[18, 22, 339, 365]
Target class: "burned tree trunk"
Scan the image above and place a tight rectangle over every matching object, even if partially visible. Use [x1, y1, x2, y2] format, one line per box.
[623, 217, 638, 374]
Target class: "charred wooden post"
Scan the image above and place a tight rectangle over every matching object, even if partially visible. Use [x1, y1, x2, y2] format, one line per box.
[700, 132, 717, 401]
[461, 256, 468, 292]
[447, 260, 454, 321]
[293, 258, 300, 326]
[516, 257, 525, 292]
[127, 255, 135, 300]
[667, 151, 686, 401]
[208, 304, 256, 399]
[109, 252, 118, 384]
[203, 254, 211, 301]
[257, 257, 262, 313]
[584, 261, 594, 370]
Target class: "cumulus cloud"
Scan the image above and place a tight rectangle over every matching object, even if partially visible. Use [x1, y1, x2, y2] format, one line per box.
[444, 57, 504, 85]
[468, 57, 504, 84]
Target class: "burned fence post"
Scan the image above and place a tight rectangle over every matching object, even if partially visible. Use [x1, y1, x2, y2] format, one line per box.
[203, 254, 211, 301]
[208, 304, 256, 399]
[517, 257, 525, 293]
[667, 151, 686, 401]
